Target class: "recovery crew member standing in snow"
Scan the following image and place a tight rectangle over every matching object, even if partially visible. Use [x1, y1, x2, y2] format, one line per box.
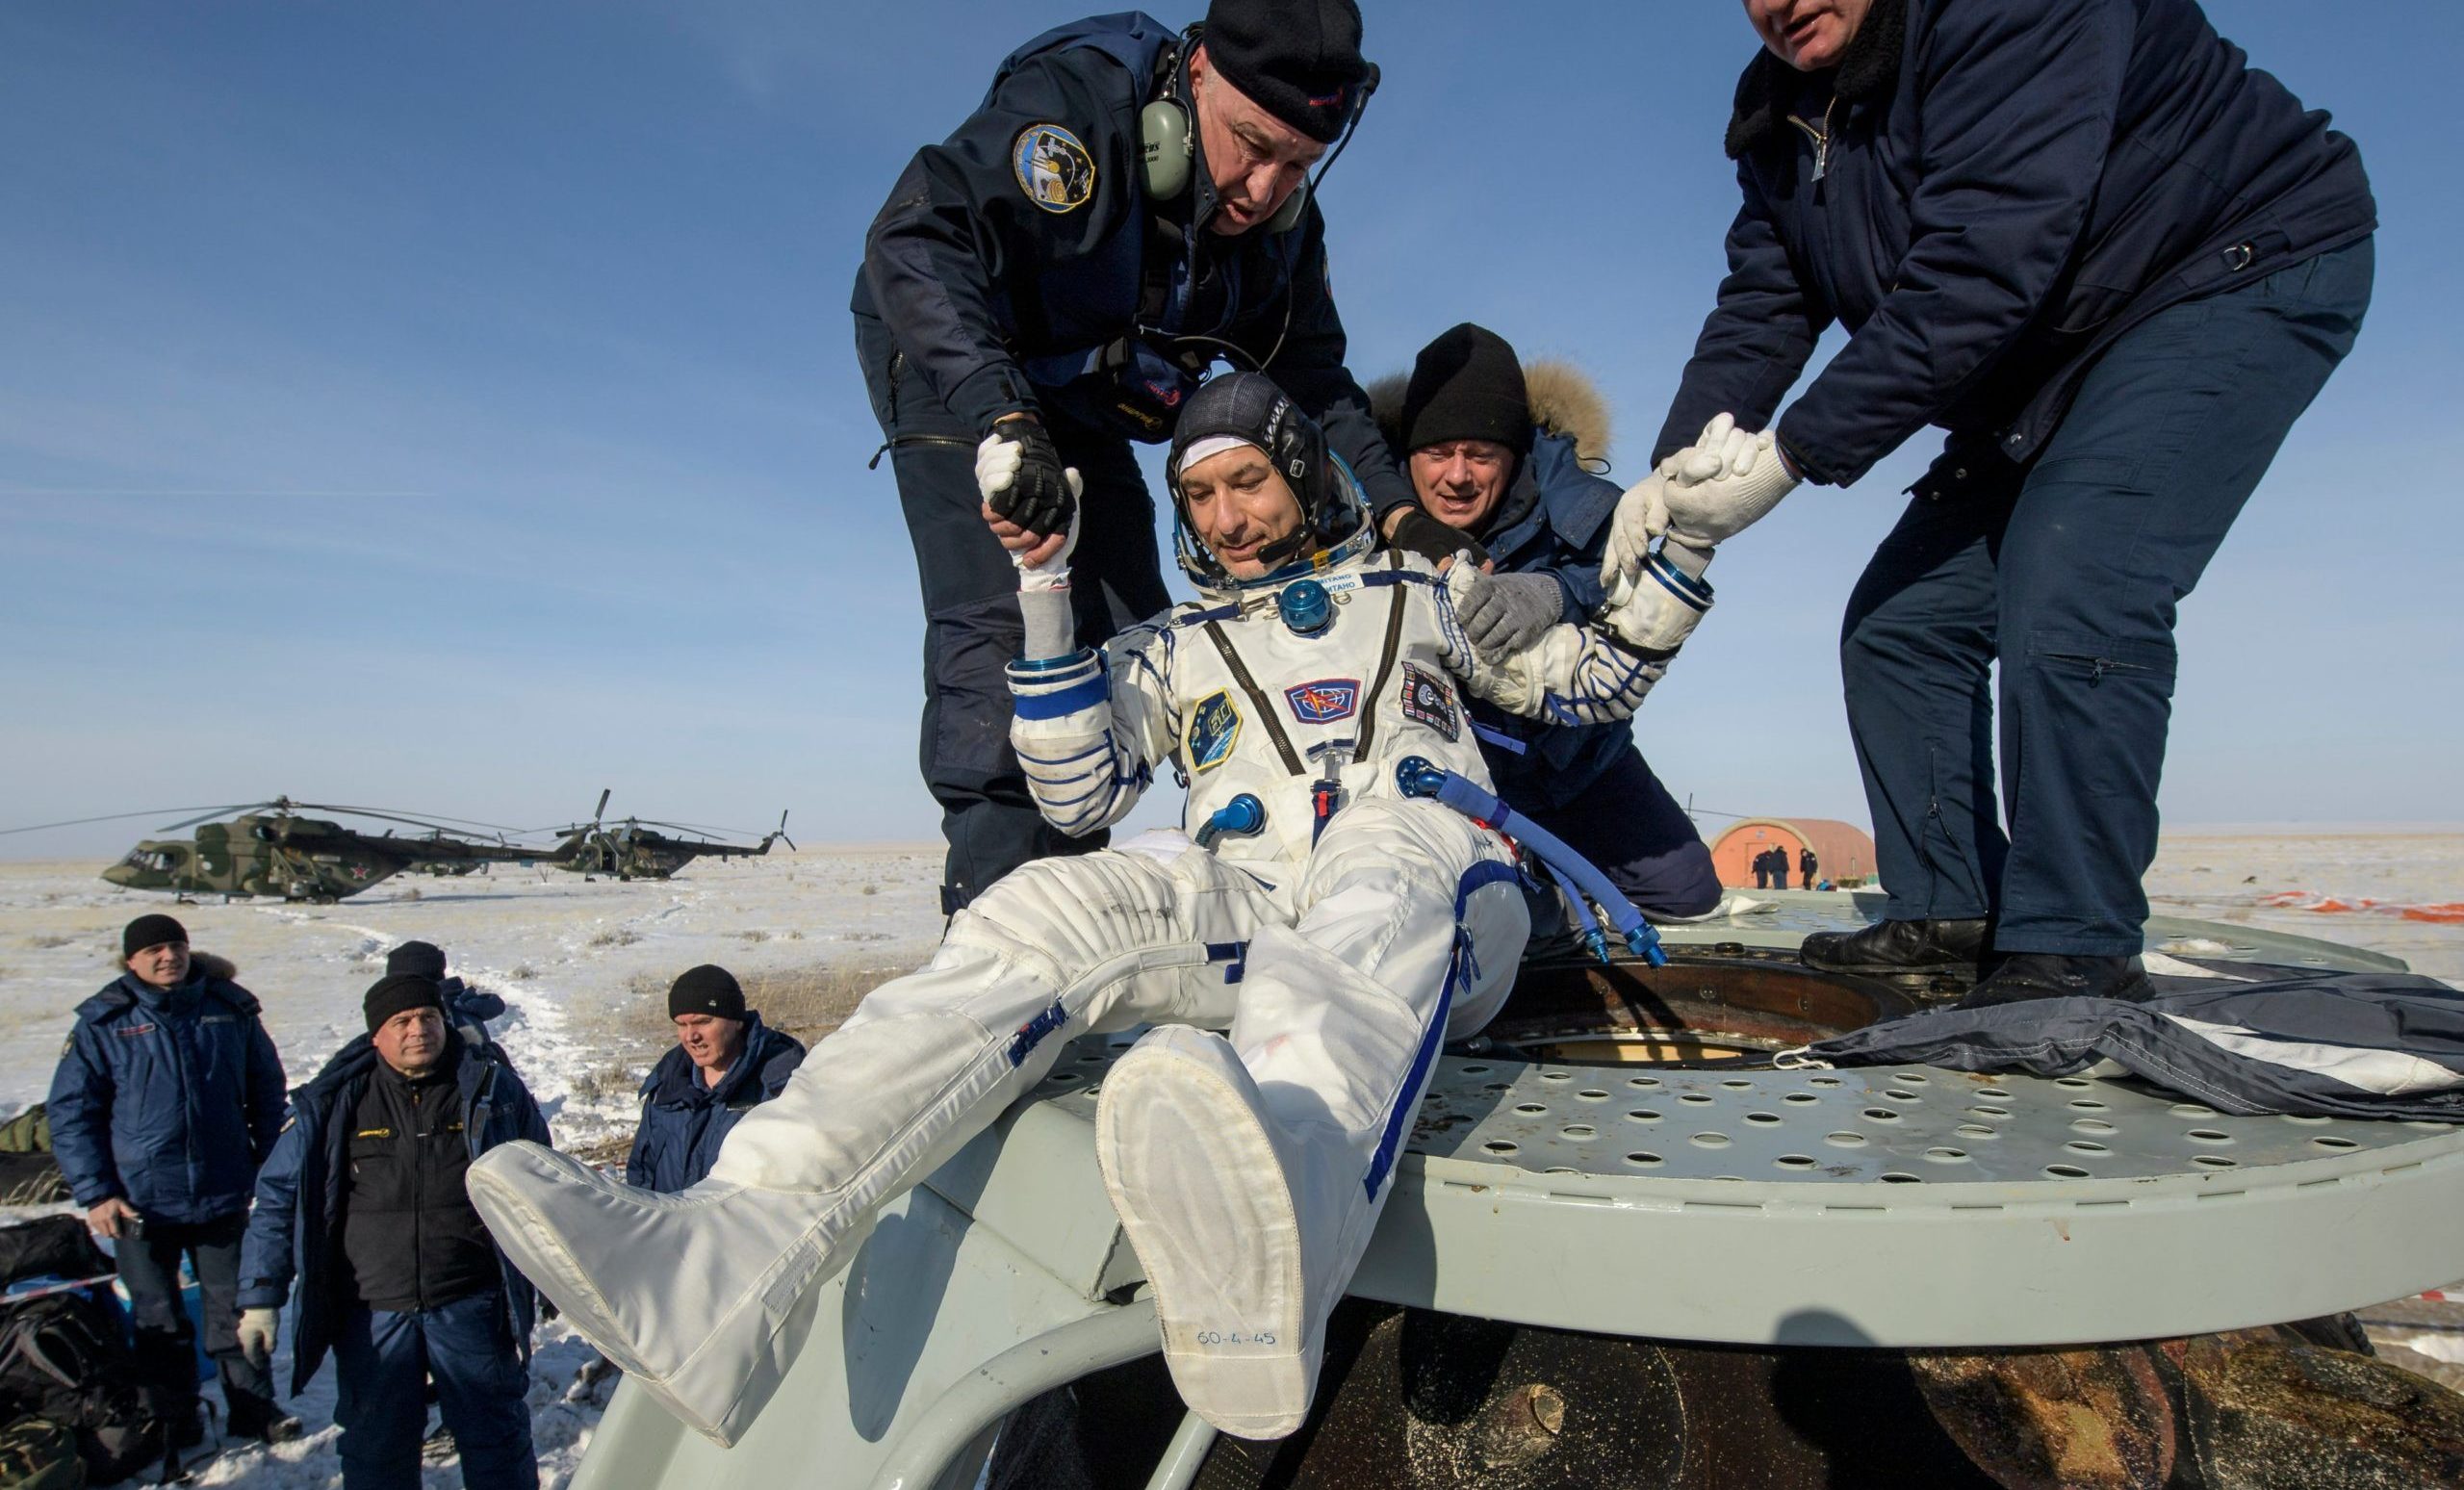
[464, 371, 1728, 1445]
[856, 0, 1415, 915]
[46, 913, 293, 1444]
[385, 940, 513, 1066]
[236, 973, 552, 1490]
[1613, 0, 2374, 1006]
[1377, 323, 1723, 927]
[625, 965, 806, 1194]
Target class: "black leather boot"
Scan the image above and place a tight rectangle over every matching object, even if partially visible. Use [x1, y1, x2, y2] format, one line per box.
[1800, 917, 1991, 975]
[1955, 953, 2155, 1011]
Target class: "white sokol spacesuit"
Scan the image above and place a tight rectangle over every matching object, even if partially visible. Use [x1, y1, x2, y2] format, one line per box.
[465, 373, 1712, 1447]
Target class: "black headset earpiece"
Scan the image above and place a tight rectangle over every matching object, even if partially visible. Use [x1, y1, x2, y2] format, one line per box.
[1263, 178, 1309, 235]
[1266, 60, 1379, 235]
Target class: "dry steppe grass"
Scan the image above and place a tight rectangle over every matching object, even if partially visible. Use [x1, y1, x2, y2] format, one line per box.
[612, 961, 894, 1051]
[561, 960, 897, 1168]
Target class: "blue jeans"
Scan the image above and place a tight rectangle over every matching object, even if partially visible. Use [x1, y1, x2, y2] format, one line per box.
[1840, 239, 2374, 953]
[330, 1292, 536, 1490]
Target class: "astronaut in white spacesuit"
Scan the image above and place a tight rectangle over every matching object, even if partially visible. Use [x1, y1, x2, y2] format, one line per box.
[464, 372, 1719, 1447]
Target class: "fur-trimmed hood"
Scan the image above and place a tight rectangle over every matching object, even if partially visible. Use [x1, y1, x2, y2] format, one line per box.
[1367, 358, 1612, 467]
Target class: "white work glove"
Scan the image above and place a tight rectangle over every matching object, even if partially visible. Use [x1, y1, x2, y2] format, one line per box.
[1658, 412, 1800, 552]
[1004, 471, 1084, 595]
[1455, 570, 1565, 662]
[237, 1307, 278, 1370]
[1600, 468, 1673, 591]
[993, 469, 1084, 660]
[975, 421, 1078, 539]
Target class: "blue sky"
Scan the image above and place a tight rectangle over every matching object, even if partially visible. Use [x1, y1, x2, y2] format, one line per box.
[3, 1, 2457, 861]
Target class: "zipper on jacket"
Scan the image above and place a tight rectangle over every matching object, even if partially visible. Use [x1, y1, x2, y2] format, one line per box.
[1786, 96, 1839, 182]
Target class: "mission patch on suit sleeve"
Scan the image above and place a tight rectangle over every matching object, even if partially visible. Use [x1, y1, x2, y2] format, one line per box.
[1014, 123, 1095, 213]
[1185, 690, 1242, 773]
[1399, 663, 1461, 742]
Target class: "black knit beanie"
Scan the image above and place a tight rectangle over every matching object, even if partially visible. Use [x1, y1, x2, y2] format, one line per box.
[1202, 0, 1370, 143]
[386, 940, 448, 979]
[669, 964, 747, 1022]
[1401, 323, 1531, 457]
[122, 913, 189, 959]
[364, 972, 443, 1034]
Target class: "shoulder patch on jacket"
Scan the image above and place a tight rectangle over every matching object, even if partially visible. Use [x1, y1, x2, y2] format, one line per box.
[1014, 124, 1095, 213]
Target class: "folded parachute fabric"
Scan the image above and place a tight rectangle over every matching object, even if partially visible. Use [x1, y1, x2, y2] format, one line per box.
[1797, 970, 2464, 1122]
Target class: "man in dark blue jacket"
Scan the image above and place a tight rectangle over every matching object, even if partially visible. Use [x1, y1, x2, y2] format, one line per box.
[626, 966, 806, 1194]
[46, 913, 290, 1442]
[859, 0, 1410, 915]
[235, 973, 550, 1490]
[1376, 324, 1721, 926]
[1632, 0, 2374, 1006]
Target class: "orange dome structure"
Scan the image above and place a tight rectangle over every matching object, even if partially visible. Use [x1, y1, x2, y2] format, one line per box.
[1708, 818, 1877, 888]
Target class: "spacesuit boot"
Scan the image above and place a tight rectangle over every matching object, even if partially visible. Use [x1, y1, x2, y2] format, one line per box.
[1096, 799, 1528, 1439]
[1098, 1024, 1320, 1438]
[466, 839, 1271, 1445]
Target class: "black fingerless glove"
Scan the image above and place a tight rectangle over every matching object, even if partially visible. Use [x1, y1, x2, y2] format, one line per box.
[1384, 506, 1490, 571]
[989, 417, 1077, 539]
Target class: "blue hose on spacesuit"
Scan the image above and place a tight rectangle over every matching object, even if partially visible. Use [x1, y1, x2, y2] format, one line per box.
[1539, 859, 1611, 964]
[1394, 757, 1668, 966]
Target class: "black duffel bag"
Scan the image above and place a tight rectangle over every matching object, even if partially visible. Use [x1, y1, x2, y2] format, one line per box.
[0, 1294, 166, 1485]
[0, 1224, 106, 1297]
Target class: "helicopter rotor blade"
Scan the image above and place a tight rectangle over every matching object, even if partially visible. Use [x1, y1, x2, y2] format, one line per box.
[301, 804, 530, 835]
[156, 802, 293, 833]
[628, 819, 758, 840]
[271, 803, 524, 838]
[592, 788, 611, 829]
[0, 805, 270, 837]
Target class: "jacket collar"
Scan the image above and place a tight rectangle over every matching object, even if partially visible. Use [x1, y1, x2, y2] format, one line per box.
[301, 1029, 478, 1107]
[1475, 444, 1548, 549]
[108, 970, 202, 1015]
[1725, 0, 1909, 160]
[647, 1015, 773, 1107]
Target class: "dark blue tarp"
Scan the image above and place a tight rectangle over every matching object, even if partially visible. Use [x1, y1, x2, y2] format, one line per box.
[1798, 970, 2464, 1121]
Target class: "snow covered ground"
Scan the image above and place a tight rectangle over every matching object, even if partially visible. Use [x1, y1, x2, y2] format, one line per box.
[1, 831, 2459, 1486]
[0, 848, 943, 1490]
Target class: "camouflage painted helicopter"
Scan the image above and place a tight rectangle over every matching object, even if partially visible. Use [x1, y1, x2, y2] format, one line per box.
[533, 790, 793, 882]
[21, 798, 567, 903]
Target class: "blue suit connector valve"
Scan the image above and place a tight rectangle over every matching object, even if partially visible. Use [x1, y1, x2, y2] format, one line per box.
[1195, 793, 1266, 851]
[1394, 756, 1668, 967]
[1278, 578, 1333, 636]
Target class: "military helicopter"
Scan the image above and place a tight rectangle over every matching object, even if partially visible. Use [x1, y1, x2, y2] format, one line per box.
[533, 790, 793, 882]
[5, 798, 565, 903]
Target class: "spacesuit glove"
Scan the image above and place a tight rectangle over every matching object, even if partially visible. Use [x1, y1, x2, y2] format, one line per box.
[1456, 570, 1565, 662]
[1009, 472, 1085, 595]
[237, 1307, 278, 1370]
[1603, 550, 1714, 655]
[976, 417, 1078, 540]
[1385, 506, 1490, 572]
[1658, 412, 1799, 552]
